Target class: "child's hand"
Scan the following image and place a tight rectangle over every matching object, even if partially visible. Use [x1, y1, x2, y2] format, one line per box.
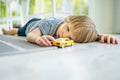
[99, 35, 118, 44]
[35, 35, 55, 47]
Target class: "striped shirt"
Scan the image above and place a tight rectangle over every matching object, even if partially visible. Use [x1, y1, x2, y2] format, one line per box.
[25, 17, 63, 36]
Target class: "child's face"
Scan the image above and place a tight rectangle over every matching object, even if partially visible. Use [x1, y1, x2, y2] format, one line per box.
[56, 22, 75, 40]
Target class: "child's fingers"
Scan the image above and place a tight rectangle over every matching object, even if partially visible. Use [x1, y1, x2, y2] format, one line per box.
[106, 36, 111, 44]
[40, 41, 48, 46]
[99, 35, 118, 44]
[110, 37, 118, 44]
[35, 37, 49, 46]
[106, 36, 118, 44]
[115, 39, 118, 44]
[111, 38, 116, 44]
[42, 36, 52, 46]
[45, 35, 56, 41]
[100, 36, 105, 43]
[40, 35, 56, 46]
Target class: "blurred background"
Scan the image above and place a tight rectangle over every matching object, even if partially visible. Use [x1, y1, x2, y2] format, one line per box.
[0, 0, 119, 34]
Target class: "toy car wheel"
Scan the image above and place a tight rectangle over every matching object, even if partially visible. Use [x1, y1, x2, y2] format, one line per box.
[61, 44, 64, 48]
[71, 43, 74, 46]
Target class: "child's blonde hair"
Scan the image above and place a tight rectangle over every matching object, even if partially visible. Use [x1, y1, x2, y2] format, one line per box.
[64, 16, 97, 43]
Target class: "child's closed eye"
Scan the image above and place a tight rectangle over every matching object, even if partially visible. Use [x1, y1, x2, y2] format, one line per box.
[67, 26, 69, 31]
[69, 37, 72, 40]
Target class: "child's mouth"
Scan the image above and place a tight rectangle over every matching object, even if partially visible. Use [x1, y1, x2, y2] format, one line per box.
[57, 34, 60, 38]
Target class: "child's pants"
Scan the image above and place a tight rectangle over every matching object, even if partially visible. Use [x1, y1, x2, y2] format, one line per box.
[18, 18, 41, 36]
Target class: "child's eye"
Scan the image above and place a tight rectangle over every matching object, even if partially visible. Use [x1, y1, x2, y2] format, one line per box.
[67, 26, 69, 31]
[69, 37, 71, 40]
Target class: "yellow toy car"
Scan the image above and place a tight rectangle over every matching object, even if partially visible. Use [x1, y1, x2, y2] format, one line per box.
[51, 38, 74, 48]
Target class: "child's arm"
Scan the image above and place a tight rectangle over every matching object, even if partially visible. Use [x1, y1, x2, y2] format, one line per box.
[26, 28, 55, 47]
[97, 34, 118, 44]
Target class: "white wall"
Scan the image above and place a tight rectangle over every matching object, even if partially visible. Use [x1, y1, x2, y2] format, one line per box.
[88, 0, 114, 34]
[113, 0, 120, 33]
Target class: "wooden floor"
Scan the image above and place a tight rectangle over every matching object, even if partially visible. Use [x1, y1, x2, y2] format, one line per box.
[0, 34, 120, 80]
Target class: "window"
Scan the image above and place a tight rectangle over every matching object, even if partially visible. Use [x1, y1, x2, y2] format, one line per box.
[55, 0, 88, 17]
[28, 0, 88, 17]
[0, 1, 6, 17]
[0, 0, 88, 29]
